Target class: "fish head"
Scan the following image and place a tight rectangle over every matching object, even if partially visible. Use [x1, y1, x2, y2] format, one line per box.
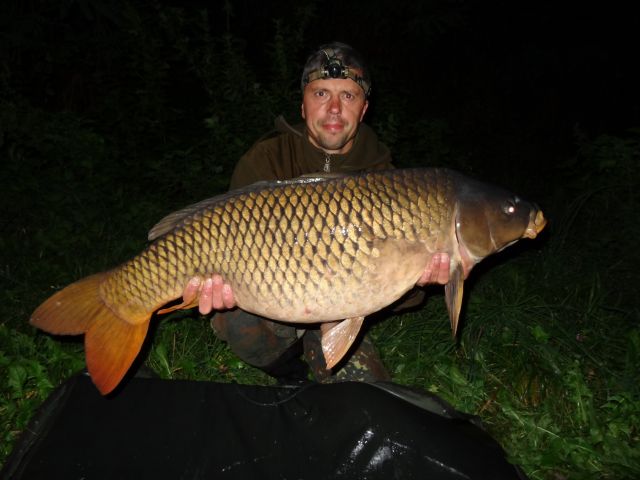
[454, 177, 547, 264]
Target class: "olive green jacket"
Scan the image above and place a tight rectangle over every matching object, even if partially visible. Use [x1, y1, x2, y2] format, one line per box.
[229, 116, 393, 189]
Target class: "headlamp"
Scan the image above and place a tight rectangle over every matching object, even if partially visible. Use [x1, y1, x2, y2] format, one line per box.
[322, 50, 349, 78]
[304, 48, 371, 96]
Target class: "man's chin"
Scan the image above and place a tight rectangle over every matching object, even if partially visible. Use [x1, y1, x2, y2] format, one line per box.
[317, 136, 349, 152]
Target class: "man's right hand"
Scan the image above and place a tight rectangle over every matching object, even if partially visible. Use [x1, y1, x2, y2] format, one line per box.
[183, 275, 237, 315]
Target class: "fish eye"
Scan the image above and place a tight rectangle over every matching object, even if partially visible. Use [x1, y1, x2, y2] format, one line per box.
[503, 200, 517, 215]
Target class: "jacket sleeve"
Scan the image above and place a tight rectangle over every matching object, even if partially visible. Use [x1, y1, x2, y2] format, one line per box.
[389, 288, 427, 313]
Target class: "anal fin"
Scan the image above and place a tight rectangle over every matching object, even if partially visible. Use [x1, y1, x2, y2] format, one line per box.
[157, 298, 199, 315]
[156, 277, 208, 315]
[320, 316, 365, 370]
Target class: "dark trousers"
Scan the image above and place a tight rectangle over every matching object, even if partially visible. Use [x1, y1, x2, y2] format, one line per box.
[211, 309, 391, 382]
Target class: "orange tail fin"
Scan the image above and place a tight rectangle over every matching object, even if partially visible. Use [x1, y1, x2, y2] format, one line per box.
[30, 272, 150, 395]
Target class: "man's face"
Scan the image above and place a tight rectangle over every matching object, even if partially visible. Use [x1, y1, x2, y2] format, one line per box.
[301, 78, 369, 154]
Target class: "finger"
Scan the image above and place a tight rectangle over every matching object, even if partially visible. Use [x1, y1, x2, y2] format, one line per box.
[210, 275, 225, 310]
[416, 253, 451, 286]
[416, 265, 432, 286]
[199, 277, 214, 315]
[437, 253, 450, 285]
[183, 277, 201, 304]
[416, 253, 436, 286]
[221, 284, 236, 309]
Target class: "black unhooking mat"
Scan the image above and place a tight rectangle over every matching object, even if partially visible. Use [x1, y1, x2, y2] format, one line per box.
[2, 374, 527, 479]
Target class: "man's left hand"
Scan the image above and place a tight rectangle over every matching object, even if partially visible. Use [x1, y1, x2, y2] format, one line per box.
[416, 252, 450, 286]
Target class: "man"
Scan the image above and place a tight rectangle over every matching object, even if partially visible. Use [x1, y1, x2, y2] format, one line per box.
[182, 42, 449, 383]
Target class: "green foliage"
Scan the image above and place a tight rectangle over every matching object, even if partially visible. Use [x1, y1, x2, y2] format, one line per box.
[0, 325, 84, 461]
[573, 127, 639, 182]
[374, 258, 639, 478]
[264, 3, 316, 112]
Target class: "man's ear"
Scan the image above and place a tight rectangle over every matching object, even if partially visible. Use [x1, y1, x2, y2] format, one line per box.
[301, 102, 306, 119]
[359, 100, 369, 121]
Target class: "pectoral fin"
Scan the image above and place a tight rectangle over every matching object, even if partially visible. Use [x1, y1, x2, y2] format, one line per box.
[320, 316, 365, 370]
[444, 263, 464, 336]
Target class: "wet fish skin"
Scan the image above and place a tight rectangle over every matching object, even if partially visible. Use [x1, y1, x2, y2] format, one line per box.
[30, 168, 546, 394]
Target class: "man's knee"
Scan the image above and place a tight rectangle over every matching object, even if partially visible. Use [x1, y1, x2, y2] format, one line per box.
[210, 309, 299, 368]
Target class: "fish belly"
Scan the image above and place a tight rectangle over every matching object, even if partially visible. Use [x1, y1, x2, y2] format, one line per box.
[232, 238, 431, 323]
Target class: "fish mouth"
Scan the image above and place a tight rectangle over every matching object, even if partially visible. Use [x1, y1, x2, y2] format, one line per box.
[524, 209, 547, 239]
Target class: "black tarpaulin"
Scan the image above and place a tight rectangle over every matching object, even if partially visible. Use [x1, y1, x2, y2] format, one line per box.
[3, 374, 527, 479]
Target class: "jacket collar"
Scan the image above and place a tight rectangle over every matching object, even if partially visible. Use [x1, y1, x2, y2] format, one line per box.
[274, 115, 391, 173]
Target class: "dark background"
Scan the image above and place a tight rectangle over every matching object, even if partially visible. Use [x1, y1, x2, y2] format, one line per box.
[2, 0, 638, 176]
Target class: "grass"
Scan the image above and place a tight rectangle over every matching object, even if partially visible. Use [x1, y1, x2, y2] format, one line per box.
[373, 252, 639, 478]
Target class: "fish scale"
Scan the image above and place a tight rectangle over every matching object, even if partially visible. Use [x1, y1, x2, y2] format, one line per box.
[99, 169, 450, 322]
[31, 167, 546, 394]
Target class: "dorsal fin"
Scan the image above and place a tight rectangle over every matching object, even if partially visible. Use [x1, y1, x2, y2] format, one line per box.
[147, 190, 251, 241]
[147, 175, 344, 241]
[297, 172, 348, 181]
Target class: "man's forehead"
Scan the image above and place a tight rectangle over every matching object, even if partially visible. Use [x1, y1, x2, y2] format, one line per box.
[305, 77, 364, 94]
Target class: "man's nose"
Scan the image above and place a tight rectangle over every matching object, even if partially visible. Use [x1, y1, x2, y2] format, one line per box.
[327, 96, 341, 114]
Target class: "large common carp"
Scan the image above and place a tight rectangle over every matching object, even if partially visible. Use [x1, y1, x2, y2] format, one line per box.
[31, 168, 546, 394]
